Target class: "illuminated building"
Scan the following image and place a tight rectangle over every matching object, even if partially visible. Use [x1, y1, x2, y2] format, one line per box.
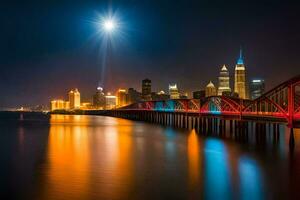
[80, 102, 92, 110]
[193, 90, 205, 99]
[250, 79, 265, 99]
[180, 93, 188, 99]
[151, 91, 170, 101]
[69, 88, 81, 109]
[234, 49, 248, 99]
[205, 81, 217, 97]
[93, 87, 106, 109]
[142, 79, 152, 101]
[222, 91, 239, 98]
[50, 100, 69, 111]
[105, 93, 117, 109]
[157, 90, 165, 95]
[64, 101, 70, 110]
[128, 88, 141, 104]
[218, 65, 231, 95]
[116, 89, 127, 107]
[169, 84, 180, 99]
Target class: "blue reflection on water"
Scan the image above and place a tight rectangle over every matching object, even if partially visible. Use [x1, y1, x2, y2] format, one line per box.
[165, 128, 176, 159]
[204, 139, 232, 200]
[238, 156, 264, 200]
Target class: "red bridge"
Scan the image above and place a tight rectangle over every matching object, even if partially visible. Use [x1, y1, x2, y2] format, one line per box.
[94, 75, 300, 146]
[115, 75, 300, 128]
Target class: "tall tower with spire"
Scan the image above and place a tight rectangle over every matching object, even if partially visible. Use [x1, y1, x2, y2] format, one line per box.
[218, 65, 231, 95]
[234, 49, 247, 99]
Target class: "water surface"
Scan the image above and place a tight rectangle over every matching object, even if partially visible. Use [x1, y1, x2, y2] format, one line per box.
[1, 112, 300, 199]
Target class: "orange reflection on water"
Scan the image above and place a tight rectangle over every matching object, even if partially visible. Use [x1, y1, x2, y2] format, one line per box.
[187, 129, 201, 188]
[294, 128, 300, 146]
[42, 115, 90, 199]
[102, 122, 133, 199]
[39, 115, 134, 200]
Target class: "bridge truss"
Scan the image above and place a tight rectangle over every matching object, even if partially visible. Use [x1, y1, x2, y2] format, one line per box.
[120, 75, 300, 127]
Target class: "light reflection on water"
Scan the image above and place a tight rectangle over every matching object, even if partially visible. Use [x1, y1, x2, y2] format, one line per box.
[1, 113, 300, 199]
[238, 156, 263, 200]
[204, 139, 232, 199]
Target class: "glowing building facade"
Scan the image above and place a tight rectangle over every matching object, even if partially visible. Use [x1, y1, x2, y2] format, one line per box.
[169, 84, 180, 99]
[116, 89, 127, 107]
[50, 100, 69, 111]
[105, 93, 117, 109]
[218, 65, 231, 95]
[205, 81, 217, 97]
[234, 50, 247, 99]
[69, 88, 81, 109]
[152, 91, 170, 101]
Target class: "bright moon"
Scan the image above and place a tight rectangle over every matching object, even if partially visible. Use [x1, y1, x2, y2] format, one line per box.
[103, 19, 116, 32]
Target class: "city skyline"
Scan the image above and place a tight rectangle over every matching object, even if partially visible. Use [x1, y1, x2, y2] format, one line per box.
[1, 2, 300, 199]
[45, 48, 265, 111]
[2, 48, 273, 110]
[1, 1, 299, 108]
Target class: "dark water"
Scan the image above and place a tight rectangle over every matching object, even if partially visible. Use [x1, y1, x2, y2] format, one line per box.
[1, 112, 300, 199]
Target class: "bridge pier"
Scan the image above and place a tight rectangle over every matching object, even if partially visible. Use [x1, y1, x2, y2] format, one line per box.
[255, 122, 267, 145]
[199, 117, 203, 133]
[234, 120, 238, 139]
[203, 118, 207, 135]
[195, 116, 199, 132]
[108, 110, 292, 148]
[173, 113, 175, 126]
[289, 127, 295, 148]
[208, 118, 213, 135]
[218, 119, 222, 136]
[184, 114, 188, 129]
[272, 123, 280, 143]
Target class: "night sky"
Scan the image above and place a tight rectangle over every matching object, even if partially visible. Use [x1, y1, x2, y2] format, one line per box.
[0, 0, 299, 108]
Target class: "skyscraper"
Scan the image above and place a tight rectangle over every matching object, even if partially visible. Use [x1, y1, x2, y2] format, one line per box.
[169, 84, 180, 99]
[69, 88, 80, 109]
[93, 87, 106, 109]
[250, 79, 265, 99]
[205, 81, 217, 97]
[218, 65, 231, 95]
[142, 79, 151, 101]
[128, 88, 142, 104]
[234, 49, 247, 99]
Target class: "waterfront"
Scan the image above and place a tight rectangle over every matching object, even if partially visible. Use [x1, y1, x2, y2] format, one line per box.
[1, 112, 300, 199]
